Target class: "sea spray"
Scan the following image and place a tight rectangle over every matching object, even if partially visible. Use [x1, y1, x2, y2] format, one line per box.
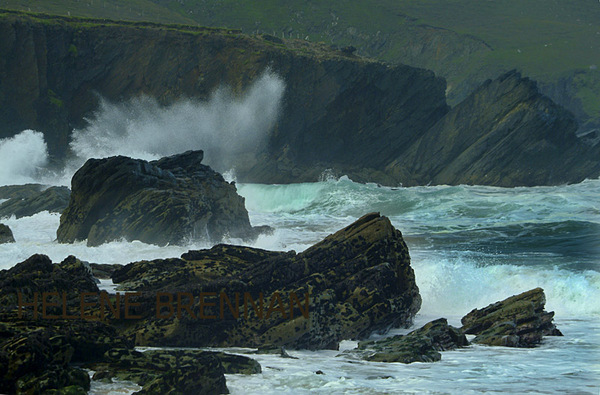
[69, 71, 285, 173]
[0, 130, 49, 186]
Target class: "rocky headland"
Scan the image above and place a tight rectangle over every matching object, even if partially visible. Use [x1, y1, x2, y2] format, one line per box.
[1, 10, 597, 187]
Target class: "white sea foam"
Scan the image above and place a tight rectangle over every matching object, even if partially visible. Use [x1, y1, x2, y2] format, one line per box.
[0, 130, 49, 186]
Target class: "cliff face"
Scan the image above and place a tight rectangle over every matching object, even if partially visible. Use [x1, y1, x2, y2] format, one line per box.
[1, 11, 598, 187]
[0, 11, 448, 171]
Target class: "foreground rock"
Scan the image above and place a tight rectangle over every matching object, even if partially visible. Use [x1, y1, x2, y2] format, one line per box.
[0, 224, 14, 243]
[0, 186, 70, 219]
[0, 254, 260, 394]
[91, 349, 259, 394]
[57, 150, 265, 246]
[109, 212, 421, 350]
[461, 288, 562, 347]
[0, 255, 128, 394]
[343, 318, 467, 363]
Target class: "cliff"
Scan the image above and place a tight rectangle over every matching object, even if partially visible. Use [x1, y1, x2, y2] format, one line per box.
[0, 10, 447, 171]
[1, 11, 598, 187]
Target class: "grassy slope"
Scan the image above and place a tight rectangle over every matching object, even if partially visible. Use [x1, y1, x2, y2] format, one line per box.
[2, 0, 599, 122]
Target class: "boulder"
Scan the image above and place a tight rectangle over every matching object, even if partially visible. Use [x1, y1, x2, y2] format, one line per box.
[0, 186, 70, 219]
[109, 213, 421, 350]
[0, 223, 15, 243]
[461, 287, 562, 347]
[56, 150, 266, 246]
[343, 318, 467, 363]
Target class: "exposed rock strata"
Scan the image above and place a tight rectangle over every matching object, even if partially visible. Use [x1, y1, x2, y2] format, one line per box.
[388, 71, 600, 186]
[0, 11, 447, 178]
[56, 150, 263, 246]
[1, 12, 597, 186]
[461, 287, 562, 347]
[109, 213, 421, 350]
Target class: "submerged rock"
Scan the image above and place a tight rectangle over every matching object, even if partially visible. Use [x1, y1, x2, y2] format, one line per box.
[0, 186, 70, 219]
[57, 150, 265, 246]
[110, 213, 421, 350]
[0, 223, 15, 243]
[461, 287, 562, 347]
[343, 318, 467, 363]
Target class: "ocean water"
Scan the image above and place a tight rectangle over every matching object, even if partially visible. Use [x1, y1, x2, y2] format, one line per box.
[2, 175, 599, 394]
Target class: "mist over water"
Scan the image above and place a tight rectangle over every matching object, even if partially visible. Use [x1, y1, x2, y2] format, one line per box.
[0, 71, 284, 186]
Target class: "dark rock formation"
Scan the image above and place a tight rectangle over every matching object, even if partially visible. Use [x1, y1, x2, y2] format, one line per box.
[343, 318, 467, 363]
[389, 71, 600, 186]
[89, 263, 123, 279]
[0, 253, 260, 394]
[461, 288, 562, 347]
[0, 254, 129, 394]
[109, 213, 421, 350]
[56, 150, 263, 246]
[0, 186, 70, 219]
[0, 224, 15, 243]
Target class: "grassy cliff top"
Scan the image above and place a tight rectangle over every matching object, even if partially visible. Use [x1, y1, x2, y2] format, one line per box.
[0, 8, 375, 63]
[4, 0, 599, 75]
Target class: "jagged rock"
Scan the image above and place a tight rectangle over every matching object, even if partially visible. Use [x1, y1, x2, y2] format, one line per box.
[461, 288, 562, 347]
[0, 253, 256, 394]
[56, 150, 266, 246]
[109, 213, 421, 350]
[344, 318, 467, 363]
[0, 254, 99, 310]
[389, 70, 600, 186]
[0, 186, 70, 219]
[0, 224, 15, 243]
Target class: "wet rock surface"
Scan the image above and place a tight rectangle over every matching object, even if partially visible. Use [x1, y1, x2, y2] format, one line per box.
[343, 318, 467, 363]
[461, 287, 563, 347]
[56, 150, 265, 246]
[0, 254, 259, 394]
[110, 213, 421, 350]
